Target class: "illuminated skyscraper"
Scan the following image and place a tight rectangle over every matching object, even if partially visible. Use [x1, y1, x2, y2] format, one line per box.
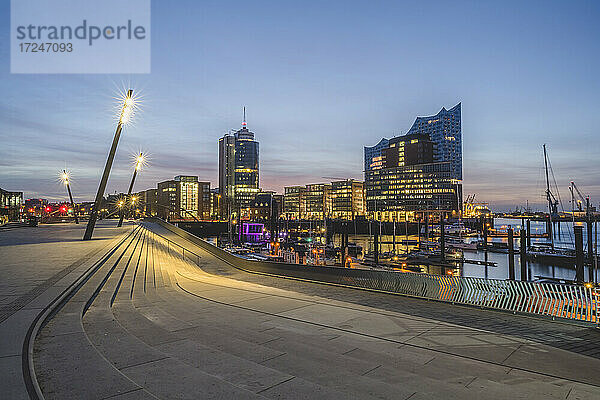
[218, 108, 260, 216]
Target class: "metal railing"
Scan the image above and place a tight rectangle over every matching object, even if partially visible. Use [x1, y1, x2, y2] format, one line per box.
[145, 219, 599, 325]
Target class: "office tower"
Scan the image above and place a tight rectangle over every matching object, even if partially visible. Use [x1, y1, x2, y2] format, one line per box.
[218, 108, 260, 217]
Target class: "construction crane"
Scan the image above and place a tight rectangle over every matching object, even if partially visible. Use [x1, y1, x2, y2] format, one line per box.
[569, 181, 591, 215]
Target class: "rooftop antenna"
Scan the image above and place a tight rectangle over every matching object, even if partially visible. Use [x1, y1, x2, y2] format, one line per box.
[242, 106, 247, 128]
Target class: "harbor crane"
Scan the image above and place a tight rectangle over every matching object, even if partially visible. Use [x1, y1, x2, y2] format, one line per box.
[569, 181, 588, 213]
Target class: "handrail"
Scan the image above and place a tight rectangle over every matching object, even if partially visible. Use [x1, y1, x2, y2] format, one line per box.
[140, 222, 203, 266]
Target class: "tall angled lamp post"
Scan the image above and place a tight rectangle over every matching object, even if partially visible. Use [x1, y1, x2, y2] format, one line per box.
[61, 170, 78, 224]
[84, 89, 135, 240]
[118, 153, 145, 227]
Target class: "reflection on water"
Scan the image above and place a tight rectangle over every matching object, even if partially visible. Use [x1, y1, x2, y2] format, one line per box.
[330, 218, 599, 281]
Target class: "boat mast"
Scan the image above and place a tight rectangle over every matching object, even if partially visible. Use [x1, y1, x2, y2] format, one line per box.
[543, 144, 554, 248]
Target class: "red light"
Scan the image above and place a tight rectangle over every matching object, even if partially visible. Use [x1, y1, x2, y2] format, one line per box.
[60, 206, 66, 212]
[29, 208, 34, 213]
[45, 207, 51, 212]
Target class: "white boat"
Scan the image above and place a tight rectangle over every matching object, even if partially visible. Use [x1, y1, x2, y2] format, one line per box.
[445, 238, 478, 250]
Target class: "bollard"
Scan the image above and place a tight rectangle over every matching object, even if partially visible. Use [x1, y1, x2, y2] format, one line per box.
[342, 222, 349, 266]
[508, 227, 515, 280]
[520, 229, 527, 281]
[373, 222, 379, 266]
[588, 218, 594, 282]
[575, 226, 584, 283]
[392, 216, 396, 253]
[440, 216, 445, 262]
[482, 220, 488, 253]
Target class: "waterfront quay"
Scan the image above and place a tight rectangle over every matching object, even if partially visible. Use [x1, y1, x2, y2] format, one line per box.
[1, 222, 600, 399]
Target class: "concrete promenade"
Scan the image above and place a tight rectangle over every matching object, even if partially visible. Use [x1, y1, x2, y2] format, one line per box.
[3, 221, 600, 399]
[0, 221, 133, 399]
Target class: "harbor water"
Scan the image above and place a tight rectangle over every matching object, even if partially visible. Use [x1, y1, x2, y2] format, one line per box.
[331, 218, 600, 282]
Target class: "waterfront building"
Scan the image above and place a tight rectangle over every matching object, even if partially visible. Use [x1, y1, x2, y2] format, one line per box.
[331, 180, 365, 220]
[249, 192, 282, 223]
[199, 181, 211, 220]
[78, 202, 95, 217]
[210, 188, 221, 220]
[24, 198, 48, 217]
[283, 186, 305, 220]
[218, 108, 260, 218]
[364, 104, 462, 221]
[157, 176, 209, 221]
[303, 184, 331, 220]
[365, 163, 459, 221]
[0, 187, 23, 221]
[218, 134, 235, 210]
[284, 180, 364, 221]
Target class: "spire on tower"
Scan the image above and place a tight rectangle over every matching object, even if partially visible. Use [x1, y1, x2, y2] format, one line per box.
[242, 106, 247, 128]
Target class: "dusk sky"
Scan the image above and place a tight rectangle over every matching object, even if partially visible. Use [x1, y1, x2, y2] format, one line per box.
[1, 0, 599, 211]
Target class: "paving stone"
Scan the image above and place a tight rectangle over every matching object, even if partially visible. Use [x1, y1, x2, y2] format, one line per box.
[120, 357, 261, 400]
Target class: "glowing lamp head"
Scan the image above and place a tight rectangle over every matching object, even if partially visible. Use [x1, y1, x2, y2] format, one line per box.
[60, 170, 71, 185]
[118, 89, 137, 125]
[135, 153, 145, 170]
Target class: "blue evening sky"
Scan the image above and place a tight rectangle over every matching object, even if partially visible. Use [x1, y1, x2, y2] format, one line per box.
[1, 0, 599, 211]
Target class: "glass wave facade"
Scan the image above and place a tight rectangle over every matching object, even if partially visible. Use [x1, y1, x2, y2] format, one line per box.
[406, 103, 462, 180]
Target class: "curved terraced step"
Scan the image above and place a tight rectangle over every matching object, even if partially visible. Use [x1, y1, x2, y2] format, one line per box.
[138, 222, 600, 399]
[34, 223, 600, 400]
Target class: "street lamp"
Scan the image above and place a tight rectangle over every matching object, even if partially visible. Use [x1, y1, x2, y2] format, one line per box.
[84, 89, 136, 240]
[117, 152, 145, 227]
[60, 169, 78, 224]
